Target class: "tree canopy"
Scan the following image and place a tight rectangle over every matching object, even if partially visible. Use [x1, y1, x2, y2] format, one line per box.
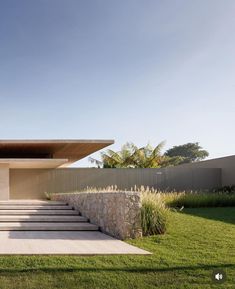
[89, 141, 209, 168]
[164, 142, 209, 163]
[101, 142, 167, 168]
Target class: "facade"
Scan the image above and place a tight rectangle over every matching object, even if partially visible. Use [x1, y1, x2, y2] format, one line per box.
[1, 140, 234, 200]
[0, 139, 114, 200]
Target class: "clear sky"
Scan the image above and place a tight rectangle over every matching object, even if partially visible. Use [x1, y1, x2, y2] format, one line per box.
[0, 0, 234, 167]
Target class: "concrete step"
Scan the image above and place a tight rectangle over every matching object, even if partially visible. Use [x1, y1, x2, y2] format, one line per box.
[0, 205, 73, 210]
[0, 201, 68, 206]
[0, 215, 87, 222]
[0, 210, 79, 215]
[0, 222, 98, 231]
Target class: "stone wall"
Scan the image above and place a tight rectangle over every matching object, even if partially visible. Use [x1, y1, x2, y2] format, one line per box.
[52, 191, 142, 240]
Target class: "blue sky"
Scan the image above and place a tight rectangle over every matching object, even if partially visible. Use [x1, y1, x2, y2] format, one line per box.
[0, 0, 234, 167]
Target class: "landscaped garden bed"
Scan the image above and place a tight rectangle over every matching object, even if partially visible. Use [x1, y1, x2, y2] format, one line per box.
[0, 206, 234, 288]
[15, 187, 230, 288]
[50, 186, 235, 238]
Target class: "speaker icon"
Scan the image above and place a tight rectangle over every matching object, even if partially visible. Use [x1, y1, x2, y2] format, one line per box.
[212, 270, 226, 283]
[215, 273, 223, 280]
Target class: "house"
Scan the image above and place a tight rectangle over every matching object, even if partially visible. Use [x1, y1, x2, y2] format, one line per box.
[0, 139, 114, 200]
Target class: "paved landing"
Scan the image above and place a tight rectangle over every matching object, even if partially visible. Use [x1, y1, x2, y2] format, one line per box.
[0, 231, 150, 255]
[0, 200, 150, 255]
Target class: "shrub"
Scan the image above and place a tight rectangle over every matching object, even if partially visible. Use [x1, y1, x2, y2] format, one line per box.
[141, 191, 169, 235]
[51, 186, 235, 237]
[163, 191, 235, 208]
[44, 192, 53, 200]
[212, 185, 235, 194]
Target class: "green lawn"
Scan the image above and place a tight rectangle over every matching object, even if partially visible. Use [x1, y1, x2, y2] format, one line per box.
[0, 207, 234, 289]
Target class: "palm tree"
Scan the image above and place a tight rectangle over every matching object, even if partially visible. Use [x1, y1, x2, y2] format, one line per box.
[101, 142, 138, 168]
[90, 141, 169, 168]
[130, 142, 166, 168]
[88, 157, 103, 168]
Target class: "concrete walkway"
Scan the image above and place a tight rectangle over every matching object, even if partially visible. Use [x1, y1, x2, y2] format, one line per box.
[0, 231, 150, 255]
[0, 200, 150, 255]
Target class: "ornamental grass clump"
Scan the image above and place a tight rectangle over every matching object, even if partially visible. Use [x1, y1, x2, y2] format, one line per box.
[44, 191, 53, 200]
[141, 191, 169, 235]
[162, 191, 235, 208]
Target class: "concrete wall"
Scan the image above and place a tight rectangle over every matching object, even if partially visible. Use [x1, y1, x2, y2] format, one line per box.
[52, 191, 142, 240]
[154, 167, 221, 191]
[0, 164, 9, 200]
[9, 168, 159, 199]
[10, 165, 222, 199]
[176, 155, 235, 186]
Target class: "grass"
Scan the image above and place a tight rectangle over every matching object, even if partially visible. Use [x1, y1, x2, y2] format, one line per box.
[141, 191, 169, 235]
[0, 207, 234, 289]
[50, 187, 235, 237]
[140, 189, 235, 236]
[162, 191, 235, 208]
[49, 186, 235, 208]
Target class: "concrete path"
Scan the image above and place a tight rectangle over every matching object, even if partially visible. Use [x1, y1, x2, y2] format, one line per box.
[0, 231, 150, 255]
[0, 200, 150, 255]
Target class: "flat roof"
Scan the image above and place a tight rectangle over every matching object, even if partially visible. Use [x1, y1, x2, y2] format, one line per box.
[0, 139, 114, 167]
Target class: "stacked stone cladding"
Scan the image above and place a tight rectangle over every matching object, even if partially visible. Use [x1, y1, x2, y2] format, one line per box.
[52, 191, 142, 240]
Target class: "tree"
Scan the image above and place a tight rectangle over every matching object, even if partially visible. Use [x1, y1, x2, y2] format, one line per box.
[89, 141, 209, 168]
[90, 141, 168, 168]
[127, 142, 166, 168]
[88, 157, 103, 168]
[101, 142, 138, 168]
[160, 155, 186, 167]
[164, 142, 209, 163]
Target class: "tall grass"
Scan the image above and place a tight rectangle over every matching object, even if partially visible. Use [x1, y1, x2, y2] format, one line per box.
[50, 185, 235, 237]
[140, 189, 235, 235]
[162, 191, 235, 208]
[44, 191, 53, 200]
[141, 191, 169, 235]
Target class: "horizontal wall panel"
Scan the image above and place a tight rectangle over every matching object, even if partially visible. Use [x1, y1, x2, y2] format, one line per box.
[176, 155, 235, 186]
[10, 167, 222, 200]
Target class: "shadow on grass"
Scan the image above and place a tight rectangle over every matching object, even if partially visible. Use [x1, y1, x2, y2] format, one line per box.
[0, 264, 234, 274]
[182, 207, 235, 225]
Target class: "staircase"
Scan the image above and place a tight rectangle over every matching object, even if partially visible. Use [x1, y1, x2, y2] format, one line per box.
[0, 200, 98, 231]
